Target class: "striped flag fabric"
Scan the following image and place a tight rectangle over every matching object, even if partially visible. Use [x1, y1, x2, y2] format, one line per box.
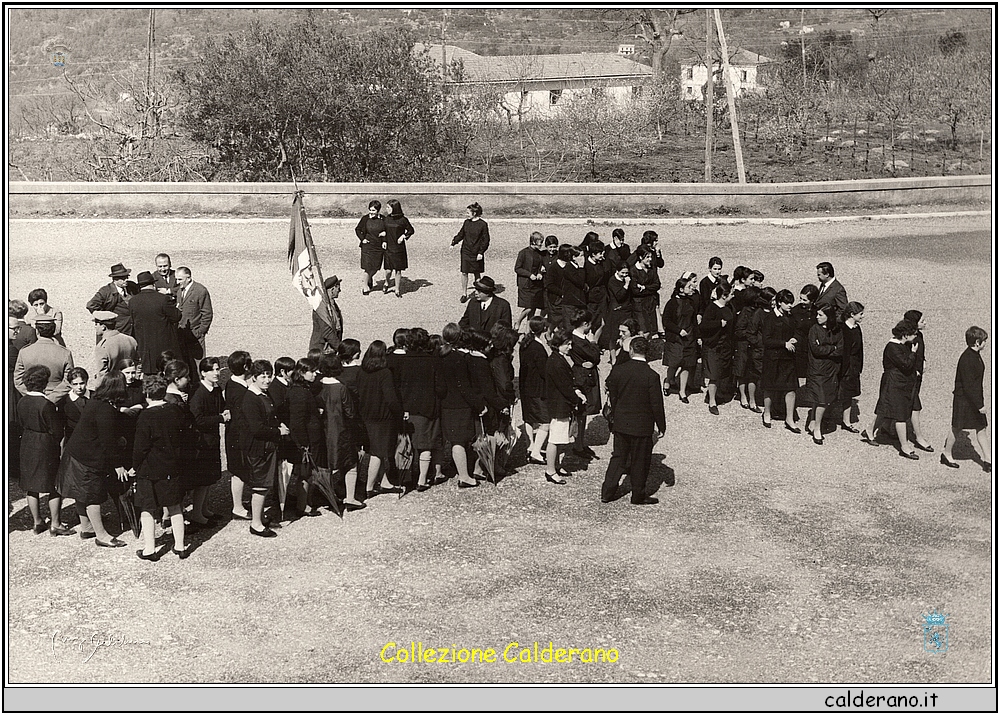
[288, 191, 334, 327]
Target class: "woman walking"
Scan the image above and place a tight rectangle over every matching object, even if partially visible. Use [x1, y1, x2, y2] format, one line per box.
[760, 289, 800, 432]
[241, 359, 290, 536]
[514, 231, 546, 332]
[382, 199, 415, 298]
[867, 321, 921, 459]
[519, 317, 550, 464]
[700, 280, 735, 415]
[803, 304, 843, 444]
[661, 272, 699, 401]
[287, 357, 324, 516]
[451, 202, 490, 303]
[317, 353, 364, 509]
[357, 340, 403, 497]
[439, 323, 484, 489]
[941, 326, 991, 471]
[188, 357, 229, 526]
[357, 200, 387, 295]
[545, 330, 586, 484]
[903, 309, 934, 452]
[838, 301, 865, 432]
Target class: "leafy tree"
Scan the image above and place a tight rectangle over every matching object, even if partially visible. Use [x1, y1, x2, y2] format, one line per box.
[177, 15, 457, 181]
[937, 29, 967, 57]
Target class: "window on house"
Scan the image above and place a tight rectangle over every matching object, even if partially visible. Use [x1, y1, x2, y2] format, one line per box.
[685, 86, 694, 97]
[591, 86, 605, 98]
[684, 67, 694, 80]
[549, 89, 562, 105]
[632, 85, 643, 97]
[740, 69, 748, 82]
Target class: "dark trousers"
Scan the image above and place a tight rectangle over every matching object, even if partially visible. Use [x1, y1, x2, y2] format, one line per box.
[179, 326, 204, 380]
[601, 432, 653, 503]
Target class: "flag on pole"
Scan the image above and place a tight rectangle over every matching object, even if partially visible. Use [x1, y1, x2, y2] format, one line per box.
[288, 191, 335, 327]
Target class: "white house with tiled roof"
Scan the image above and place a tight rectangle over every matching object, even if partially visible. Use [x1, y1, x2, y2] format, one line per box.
[678, 48, 772, 100]
[420, 43, 652, 119]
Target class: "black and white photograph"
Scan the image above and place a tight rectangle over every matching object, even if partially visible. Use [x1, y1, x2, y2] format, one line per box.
[5, 5, 995, 710]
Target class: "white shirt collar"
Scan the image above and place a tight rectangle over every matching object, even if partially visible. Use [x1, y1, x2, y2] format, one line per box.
[201, 380, 215, 392]
[321, 377, 341, 384]
[25, 391, 46, 397]
[166, 384, 185, 396]
[631, 356, 648, 362]
[146, 399, 166, 407]
[230, 375, 248, 387]
[248, 384, 263, 395]
[480, 296, 493, 310]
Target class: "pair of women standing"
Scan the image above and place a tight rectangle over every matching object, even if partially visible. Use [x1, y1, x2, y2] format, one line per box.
[356, 199, 414, 298]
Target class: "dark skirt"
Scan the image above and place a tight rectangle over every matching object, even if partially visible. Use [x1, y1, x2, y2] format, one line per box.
[952, 396, 988, 431]
[703, 345, 732, 383]
[384, 244, 408, 271]
[441, 407, 475, 446]
[874, 372, 915, 423]
[633, 297, 658, 335]
[461, 255, 484, 275]
[733, 341, 752, 380]
[361, 244, 384, 274]
[244, 450, 277, 490]
[804, 375, 840, 407]
[135, 477, 184, 513]
[364, 419, 398, 463]
[58, 454, 109, 506]
[521, 395, 549, 427]
[911, 376, 923, 412]
[663, 338, 699, 371]
[409, 414, 442, 451]
[19, 430, 60, 493]
[839, 373, 862, 400]
[184, 456, 222, 489]
[599, 307, 630, 350]
[518, 286, 545, 310]
[761, 355, 797, 393]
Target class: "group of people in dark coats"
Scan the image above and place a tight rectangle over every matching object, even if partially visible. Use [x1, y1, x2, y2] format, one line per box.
[357, 199, 415, 298]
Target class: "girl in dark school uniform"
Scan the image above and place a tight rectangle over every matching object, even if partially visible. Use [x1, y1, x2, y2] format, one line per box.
[439, 323, 484, 489]
[941, 326, 991, 471]
[62, 367, 89, 444]
[451, 202, 490, 304]
[357, 199, 387, 295]
[242, 359, 290, 536]
[514, 232, 546, 332]
[519, 317, 550, 464]
[838, 302, 865, 433]
[903, 309, 935, 452]
[733, 285, 761, 410]
[545, 330, 587, 485]
[760, 289, 800, 432]
[382, 199, 415, 298]
[661, 272, 699, 401]
[700, 280, 735, 415]
[866, 321, 920, 459]
[803, 304, 843, 445]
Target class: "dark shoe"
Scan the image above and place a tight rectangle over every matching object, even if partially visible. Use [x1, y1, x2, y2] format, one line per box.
[898, 449, 919, 460]
[459, 294, 469, 303]
[631, 496, 659, 505]
[416, 484, 431, 492]
[812, 435, 824, 445]
[458, 479, 479, 489]
[302, 508, 323, 517]
[784, 423, 801, 435]
[679, 396, 690, 405]
[571, 447, 593, 460]
[983, 462, 992, 473]
[172, 546, 191, 559]
[860, 430, 879, 447]
[841, 423, 860, 434]
[709, 405, 720, 416]
[940, 454, 959, 469]
[663, 385, 672, 397]
[79, 530, 97, 540]
[95, 537, 126, 548]
[762, 414, 772, 429]
[362, 287, 371, 295]
[382, 285, 391, 295]
[136, 549, 160, 562]
[249, 525, 277, 538]
[344, 501, 367, 511]
[231, 511, 252, 521]
[49, 524, 75, 537]
[749, 406, 763, 414]
[33, 522, 48, 535]
[527, 456, 546, 465]
[739, 402, 750, 410]
[914, 442, 934, 453]
[544, 473, 567, 485]
[704, 392, 710, 404]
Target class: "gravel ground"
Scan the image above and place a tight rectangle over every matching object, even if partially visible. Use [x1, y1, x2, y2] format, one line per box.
[6, 213, 992, 684]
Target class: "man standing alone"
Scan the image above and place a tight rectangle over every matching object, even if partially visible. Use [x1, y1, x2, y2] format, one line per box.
[601, 336, 666, 505]
[309, 275, 343, 354]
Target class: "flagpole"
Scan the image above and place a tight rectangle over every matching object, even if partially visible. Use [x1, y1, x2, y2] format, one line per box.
[295, 190, 337, 326]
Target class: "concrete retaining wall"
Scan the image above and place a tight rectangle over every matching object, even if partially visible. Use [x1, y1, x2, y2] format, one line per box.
[8, 175, 991, 217]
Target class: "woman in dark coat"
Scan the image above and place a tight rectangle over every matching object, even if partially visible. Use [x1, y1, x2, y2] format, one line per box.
[744, 287, 776, 413]
[382, 199, 415, 298]
[317, 353, 363, 509]
[188, 357, 229, 525]
[942, 326, 990, 470]
[357, 199, 387, 295]
[133, 373, 191, 560]
[62, 367, 90, 445]
[545, 330, 586, 484]
[868, 321, 921, 459]
[599, 263, 632, 352]
[760, 289, 800, 431]
[357, 340, 403, 497]
[241, 359, 288, 536]
[903, 309, 934, 452]
[451, 202, 490, 303]
[838, 301, 865, 432]
[803, 304, 843, 445]
[629, 246, 661, 336]
[519, 317, 550, 464]
[661, 272, 699, 401]
[733, 285, 761, 410]
[605, 228, 631, 273]
[464, 330, 505, 479]
[700, 280, 735, 415]
[790, 285, 819, 385]
[489, 323, 518, 433]
[287, 357, 324, 516]
[58, 371, 130, 547]
[224, 351, 253, 520]
[514, 232, 546, 331]
[438, 323, 484, 488]
[396, 328, 446, 490]
[18, 365, 72, 535]
[568, 309, 601, 460]
[583, 240, 610, 340]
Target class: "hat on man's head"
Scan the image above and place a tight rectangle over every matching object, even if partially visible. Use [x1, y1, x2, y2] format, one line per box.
[109, 263, 131, 278]
[136, 271, 156, 287]
[324, 275, 341, 290]
[92, 310, 118, 323]
[473, 276, 497, 294]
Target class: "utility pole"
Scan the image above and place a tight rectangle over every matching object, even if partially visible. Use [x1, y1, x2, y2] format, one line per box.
[713, 10, 746, 183]
[440, 8, 448, 91]
[800, 8, 807, 89]
[145, 8, 156, 139]
[704, 9, 713, 182]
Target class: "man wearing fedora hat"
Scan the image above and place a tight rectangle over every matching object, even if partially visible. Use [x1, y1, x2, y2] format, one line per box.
[13, 314, 74, 404]
[309, 275, 344, 354]
[86, 262, 134, 336]
[458, 276, 512, 335]
[130, 270, 182, 374]
[90, 310, 138, 389]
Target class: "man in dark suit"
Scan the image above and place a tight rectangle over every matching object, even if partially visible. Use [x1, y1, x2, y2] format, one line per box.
[601, 336, 666, 505]
[153, 253, 179, 296]
[309, 275, 344, 353]
[175, 266, 214, 373]
[814, 261, 848, 314]
[130, 271, 182, 373]
[86, 262, 133, 336]
[458, 276, 512, 334]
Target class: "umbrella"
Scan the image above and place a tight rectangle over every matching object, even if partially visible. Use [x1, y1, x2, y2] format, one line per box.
[303, 451, 343, 519]
[116, 481, 140, 538]
[276, 458, 295, 512]
[494, 418, 517, 473]
[395, 427, 415, 499]
[470, 418, 497, 485]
